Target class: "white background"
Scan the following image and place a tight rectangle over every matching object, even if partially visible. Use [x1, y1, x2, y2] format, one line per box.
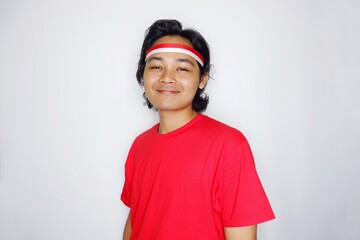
[1, 0, 359, 239]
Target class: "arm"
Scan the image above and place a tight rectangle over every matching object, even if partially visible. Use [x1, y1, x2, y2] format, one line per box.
[123, 212, 132, 240]
[224, 225, 257, 240]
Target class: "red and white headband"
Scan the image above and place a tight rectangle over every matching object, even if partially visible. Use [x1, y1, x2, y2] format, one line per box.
[145, 43, 204, 67]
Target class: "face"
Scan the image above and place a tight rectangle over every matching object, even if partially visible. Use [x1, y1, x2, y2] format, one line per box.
[143, 35, 208, 114]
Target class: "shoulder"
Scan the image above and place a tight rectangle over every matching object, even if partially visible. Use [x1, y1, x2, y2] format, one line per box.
[201, 115, 248, 144]
[130, 123, 158, 147]
[201, 115, 255, 169]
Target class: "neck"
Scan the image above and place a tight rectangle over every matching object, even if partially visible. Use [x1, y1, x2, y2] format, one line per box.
[158, 109, 198, 134]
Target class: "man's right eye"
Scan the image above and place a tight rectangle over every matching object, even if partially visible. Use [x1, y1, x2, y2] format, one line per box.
[150, 66, 162, 70]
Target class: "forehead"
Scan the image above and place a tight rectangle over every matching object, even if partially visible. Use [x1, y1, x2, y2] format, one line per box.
[147, 36, 200, 65]
[153, 35, 193, 48]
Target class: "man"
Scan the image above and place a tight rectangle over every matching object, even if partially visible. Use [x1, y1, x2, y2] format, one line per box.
[121, 19, 275, 240]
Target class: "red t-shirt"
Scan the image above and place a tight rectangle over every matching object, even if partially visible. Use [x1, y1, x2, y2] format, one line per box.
[121, 114, 275, 239]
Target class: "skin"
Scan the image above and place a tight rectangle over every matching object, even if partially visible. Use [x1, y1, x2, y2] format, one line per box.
[123, 35, 257, 240]
[123, 212, 131, 240]
[224, 225, 257, 240]
[143, 35, 208, 134]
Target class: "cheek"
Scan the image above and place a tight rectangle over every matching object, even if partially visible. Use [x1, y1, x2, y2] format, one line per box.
[183, 78, 201, 91]
[143, 67, 163, 78]
[143, 73, 157, 88]
[143, 81, 153, 94]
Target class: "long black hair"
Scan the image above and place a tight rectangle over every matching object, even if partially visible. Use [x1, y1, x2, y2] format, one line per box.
[136, 19, 211, 113]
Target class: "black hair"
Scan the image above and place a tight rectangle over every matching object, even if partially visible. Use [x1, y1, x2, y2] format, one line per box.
[136, 19, 211, 113]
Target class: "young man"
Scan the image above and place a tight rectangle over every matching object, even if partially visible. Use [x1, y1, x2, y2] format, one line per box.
[121, 19, 275, 240]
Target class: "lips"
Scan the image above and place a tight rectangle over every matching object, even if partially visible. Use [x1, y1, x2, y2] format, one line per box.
[156, 88, 180, 94]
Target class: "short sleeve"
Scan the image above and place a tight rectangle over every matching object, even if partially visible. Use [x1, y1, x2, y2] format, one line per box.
[220, 134, 275, 226]
[121, 143, 135, 208]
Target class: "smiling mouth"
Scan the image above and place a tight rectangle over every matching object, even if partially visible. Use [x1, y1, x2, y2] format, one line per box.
[157, 89, 180, 94]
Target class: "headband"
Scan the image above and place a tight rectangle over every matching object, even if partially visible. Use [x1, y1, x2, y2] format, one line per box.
[145, 43, 204, 67]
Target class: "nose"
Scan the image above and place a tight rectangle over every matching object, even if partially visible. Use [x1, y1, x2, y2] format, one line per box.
[160, 68, 176, 84]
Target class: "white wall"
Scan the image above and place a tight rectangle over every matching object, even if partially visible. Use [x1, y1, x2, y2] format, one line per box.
[0, 0, 359, 239]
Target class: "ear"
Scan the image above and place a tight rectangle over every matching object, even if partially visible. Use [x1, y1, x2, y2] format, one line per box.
[199, 73, 209, 89]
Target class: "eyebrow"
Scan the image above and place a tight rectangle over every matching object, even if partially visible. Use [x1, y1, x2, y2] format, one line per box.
[175, 58, 194, 66]
[146, 56, 195, 66]
[147, 56, 163, 62]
